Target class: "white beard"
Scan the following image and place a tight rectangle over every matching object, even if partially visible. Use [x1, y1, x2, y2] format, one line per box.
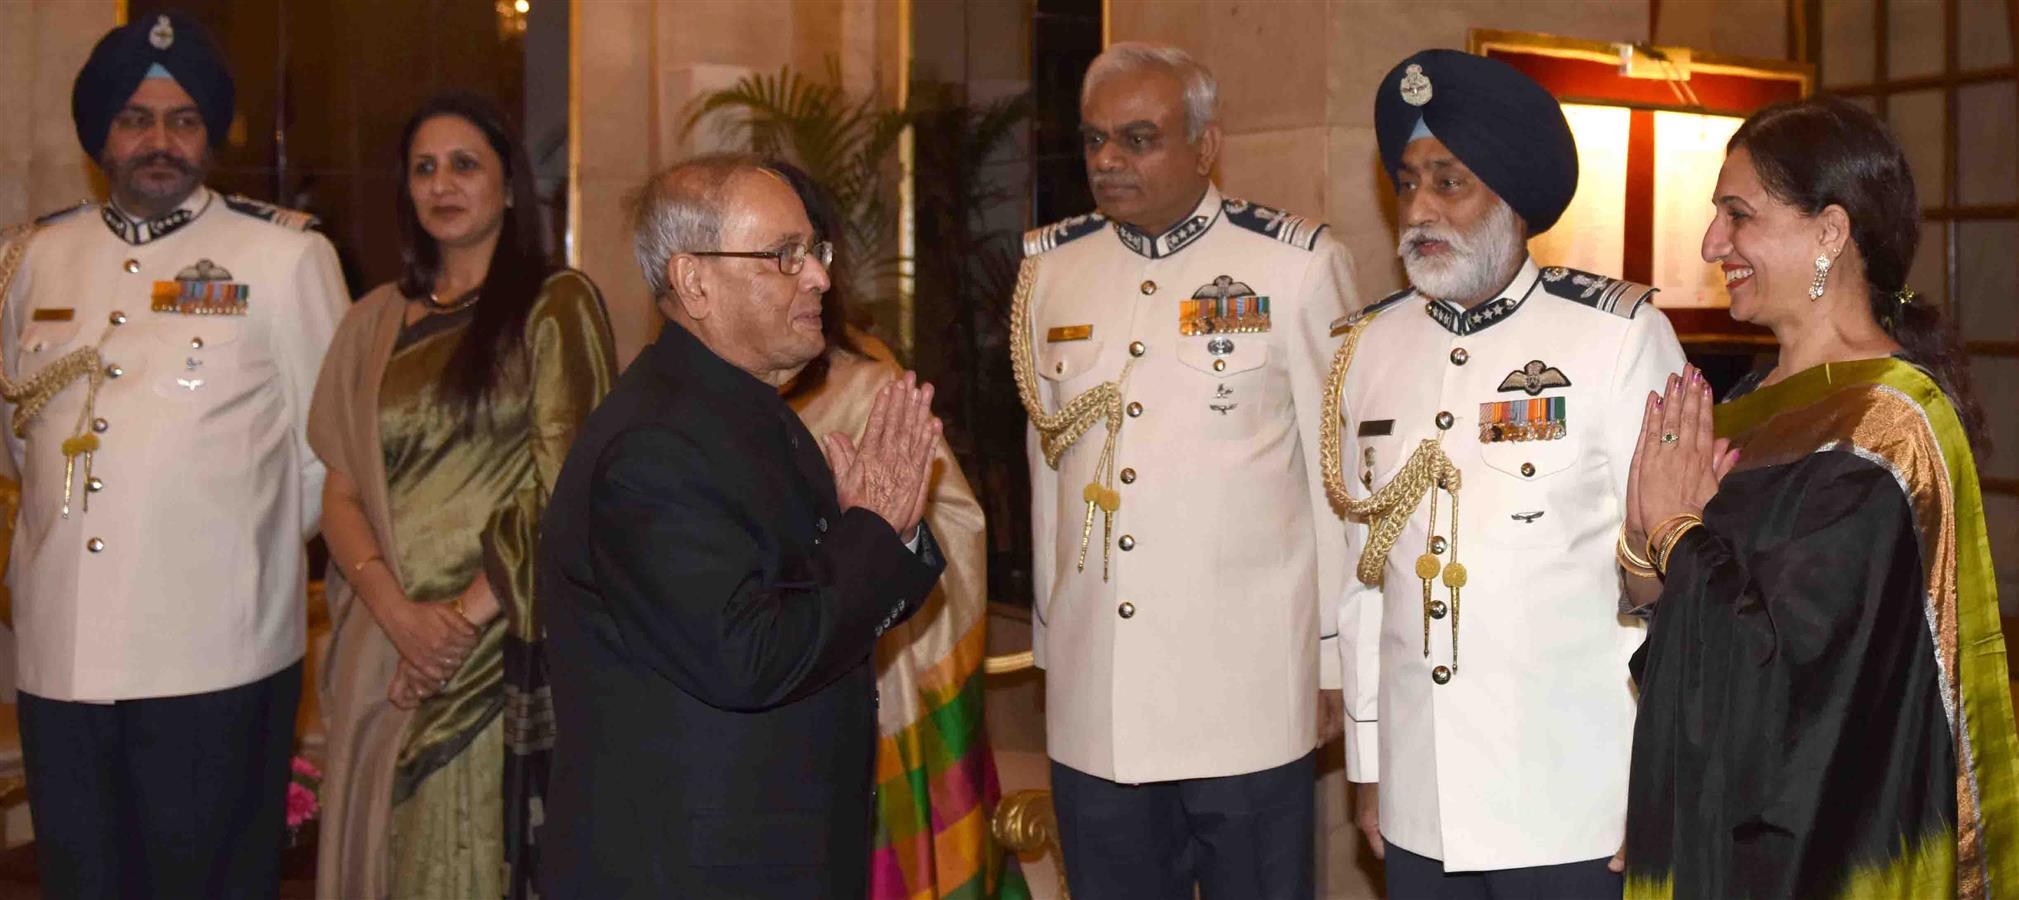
[1398, 199, 1526, 305]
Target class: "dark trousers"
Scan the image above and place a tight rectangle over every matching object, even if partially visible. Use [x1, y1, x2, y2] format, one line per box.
[18, 661, 301, 900]
[1385, 839, 1623, 900]
[1050, 751, 1315, 900]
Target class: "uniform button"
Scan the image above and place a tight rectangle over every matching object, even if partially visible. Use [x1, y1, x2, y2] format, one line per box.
[1428, 599, 1448, 619]
[1140, 280, 1156, 295]
[1431, 665, 1452, 684]
[86, 477, 103, 493]
[1129, 341, 1146, 357]
[190, 336, 204, 349]
[815, 517, 828, 533]
[1054, 361, 1065, 375]
[106, 364, 124, 378]
[1118, 602, 1136, 619]
[1450, 348, 1468, 365]
[123, 259, 140, 273]
[1520, 462, 1536, 477]
[108, 311, 128, 326]
[92, 417, 109, 433]
[1212, 359, 1227, 372]
[1126, 401, 1143, 417]
[1118, 535, 1135, 551]
[1435, 411, 1454, 430]
[1119, 468, 1136, 484]
[86, 538, 105, 553]
[1430, 536, 1447, 554]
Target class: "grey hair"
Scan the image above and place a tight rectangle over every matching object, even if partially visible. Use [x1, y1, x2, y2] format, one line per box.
[630, 153, 768, 300]
[1080, 42, 1219, 142]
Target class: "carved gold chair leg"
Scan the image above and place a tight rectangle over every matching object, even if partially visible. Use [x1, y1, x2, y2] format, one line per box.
[983, 648, 1066, 898]
[992, 787, 1068, 900]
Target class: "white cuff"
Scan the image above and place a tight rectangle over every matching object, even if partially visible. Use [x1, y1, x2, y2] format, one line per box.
[1319, 633, 1342, 689]
[1345, 718, 1380, 782]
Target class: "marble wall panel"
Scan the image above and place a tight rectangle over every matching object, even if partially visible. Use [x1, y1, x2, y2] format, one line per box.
[1655, 0, 1788, 61]
[0, 1, 117, 227]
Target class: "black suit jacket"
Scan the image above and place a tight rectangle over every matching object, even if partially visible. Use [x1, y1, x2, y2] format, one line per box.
[537, 323, 942, 899]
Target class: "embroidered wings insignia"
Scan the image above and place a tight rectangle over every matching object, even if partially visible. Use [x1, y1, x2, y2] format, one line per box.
[1497, 360, 1572, 396]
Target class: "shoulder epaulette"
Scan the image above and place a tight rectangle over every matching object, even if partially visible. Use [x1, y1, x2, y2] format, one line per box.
[1330, 287, 1413, 335]
[1537, 266, 1656, 318]
[223, 194, 319, 231]
[1022, 212, 1107, 257]
[1221, 196, 1326, 251]
[34, 199, 93, 227]
[1, 200, 90, 244]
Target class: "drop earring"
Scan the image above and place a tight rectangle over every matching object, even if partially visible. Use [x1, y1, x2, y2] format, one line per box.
[1808, 254, 1832, 300]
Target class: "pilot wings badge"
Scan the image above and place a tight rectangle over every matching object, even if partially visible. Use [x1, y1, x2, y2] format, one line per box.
[1496, 360, 1571, 396]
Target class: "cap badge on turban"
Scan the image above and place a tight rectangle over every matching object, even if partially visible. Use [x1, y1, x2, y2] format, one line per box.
[148, 16, 174, 51]
[1400, 64, 1433, 107]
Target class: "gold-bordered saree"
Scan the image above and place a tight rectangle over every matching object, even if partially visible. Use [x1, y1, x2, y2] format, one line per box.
[310, 271, 615, 900]
[1625, 357, 2019, 898]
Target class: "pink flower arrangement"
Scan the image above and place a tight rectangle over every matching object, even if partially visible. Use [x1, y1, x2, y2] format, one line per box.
[287, 755, 323, 832]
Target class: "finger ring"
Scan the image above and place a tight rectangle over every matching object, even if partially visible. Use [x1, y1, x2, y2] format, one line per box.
[1660, 432, 1679, 444]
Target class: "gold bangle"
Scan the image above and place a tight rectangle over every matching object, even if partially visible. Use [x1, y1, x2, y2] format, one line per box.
[1654, 520, 1705, 576]
[350, 554, 382, 576]
[1644, 513, 1702, 564]
[1616, 531, 1658, 578]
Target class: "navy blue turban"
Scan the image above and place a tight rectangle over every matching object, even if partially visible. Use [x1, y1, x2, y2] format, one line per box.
[72, 11, 235, 160]
[1375, 49, 1578, 236]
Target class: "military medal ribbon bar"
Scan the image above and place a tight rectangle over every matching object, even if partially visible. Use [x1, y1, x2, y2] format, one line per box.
[151, 279, 250, 315]
[1478, 397, 1567, 443]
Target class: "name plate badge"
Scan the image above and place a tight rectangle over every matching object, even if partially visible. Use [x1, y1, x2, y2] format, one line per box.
[1046, 324, 1093, 343]
[31, 308, 75, 322]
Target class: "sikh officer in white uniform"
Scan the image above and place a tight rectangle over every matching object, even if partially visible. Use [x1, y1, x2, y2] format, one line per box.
[1329, 50, 1686, 897]
[1012, 41, 1354, 899]
[0, 13, 346, 898]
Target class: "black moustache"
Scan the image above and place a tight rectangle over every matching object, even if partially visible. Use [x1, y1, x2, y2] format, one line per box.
[130, 152, 196, 173]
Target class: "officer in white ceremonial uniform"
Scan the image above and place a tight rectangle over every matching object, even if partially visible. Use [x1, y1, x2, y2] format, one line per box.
[1012, 42, 1353, 899]
[0, 14, 346, 898]
[1329, 51, 1686, 897]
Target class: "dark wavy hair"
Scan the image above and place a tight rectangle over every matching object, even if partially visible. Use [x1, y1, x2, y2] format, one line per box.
[766, 159, 864, 401]
[1729, 95, 1987, 452]
[394, 91, 553, 424]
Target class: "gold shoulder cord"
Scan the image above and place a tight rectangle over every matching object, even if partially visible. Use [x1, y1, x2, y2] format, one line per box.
[1009, 256, 1137, 588]
[0, 225, 115, 518]
[1319, 311, 1471, 676]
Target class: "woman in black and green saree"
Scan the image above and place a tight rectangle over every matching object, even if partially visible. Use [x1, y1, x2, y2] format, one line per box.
[1620, 95, 2019, 898]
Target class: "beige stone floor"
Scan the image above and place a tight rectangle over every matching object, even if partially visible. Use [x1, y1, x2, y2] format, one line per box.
[984, 607, 1384, 900]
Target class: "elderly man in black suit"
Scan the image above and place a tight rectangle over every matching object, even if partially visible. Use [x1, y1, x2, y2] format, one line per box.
[538, 154, 946, 899]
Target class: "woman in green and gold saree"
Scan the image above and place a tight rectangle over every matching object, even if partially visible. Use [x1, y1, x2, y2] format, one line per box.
[1619, 96, 2018, 898]
[307, 93, 616, 899]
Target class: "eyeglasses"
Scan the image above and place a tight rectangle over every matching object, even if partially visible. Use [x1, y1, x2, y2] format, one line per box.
[690, 241, 834, 276]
